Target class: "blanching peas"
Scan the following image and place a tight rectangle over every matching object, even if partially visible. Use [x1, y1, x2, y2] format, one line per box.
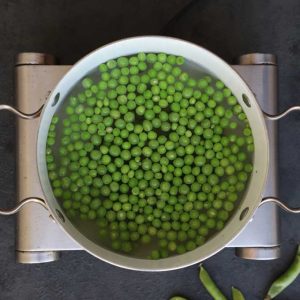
[47, 51, 253, 259]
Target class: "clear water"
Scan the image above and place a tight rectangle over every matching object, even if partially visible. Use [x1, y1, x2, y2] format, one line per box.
[47, 54, 254, 259]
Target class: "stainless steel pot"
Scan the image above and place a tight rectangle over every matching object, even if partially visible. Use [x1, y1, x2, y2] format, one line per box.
[1, 36, 299, 271]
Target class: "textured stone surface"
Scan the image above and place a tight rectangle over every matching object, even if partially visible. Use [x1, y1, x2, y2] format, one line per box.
[0, 0, 299, 299]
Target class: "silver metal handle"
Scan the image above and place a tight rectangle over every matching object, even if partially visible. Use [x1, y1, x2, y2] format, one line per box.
[0, 105, 46, 215]
[260, 197, 300, 214]
[262, 106, 300, 214]
[0, 197, 47, 216]
[0, 104, 43, 119]
[264, 106, 300, 121]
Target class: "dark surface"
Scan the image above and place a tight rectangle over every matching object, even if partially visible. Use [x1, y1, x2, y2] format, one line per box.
[0, 0, 299, 299]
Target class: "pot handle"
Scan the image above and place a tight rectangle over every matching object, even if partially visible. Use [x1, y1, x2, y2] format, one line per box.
[260, 197, 300, 214]
[263, 106, 300, 121]
[0, 197, 47, 216]
[262, 106, 300, 214]
[0, 104, 43, 119]
[0, 104, 46, 216]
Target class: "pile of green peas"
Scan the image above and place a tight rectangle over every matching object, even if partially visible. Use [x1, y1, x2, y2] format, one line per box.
[46, 52, 254, 259]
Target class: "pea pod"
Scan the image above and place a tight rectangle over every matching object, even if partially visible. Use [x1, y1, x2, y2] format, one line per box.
[169, 297, 188, 300]
[265, 245, 300, 299]
[232, 287, 245, 300]
[199, 265, 227, 300]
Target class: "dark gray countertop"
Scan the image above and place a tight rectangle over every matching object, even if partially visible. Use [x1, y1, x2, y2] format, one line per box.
[0, 0, 299, 299]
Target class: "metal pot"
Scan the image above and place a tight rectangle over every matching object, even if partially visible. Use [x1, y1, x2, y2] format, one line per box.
[1, 36, 299, 271]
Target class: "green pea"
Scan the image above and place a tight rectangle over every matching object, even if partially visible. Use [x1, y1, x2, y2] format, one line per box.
[47, 52, 254, 259]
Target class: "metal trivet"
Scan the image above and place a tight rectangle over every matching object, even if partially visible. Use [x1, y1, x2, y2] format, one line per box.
[1, 52, 296, 264]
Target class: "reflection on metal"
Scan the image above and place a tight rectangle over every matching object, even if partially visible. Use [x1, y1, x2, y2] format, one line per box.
[16, 251, 60, 264]
[0, 104, 43, 119]
[15, 52, 56, 66]
[0, 197, 47, 216]
[264, 106, 300, 121]
[238, 53, 277, 65]
[235, 247, 280, 260]
[260, 197, 300, 214]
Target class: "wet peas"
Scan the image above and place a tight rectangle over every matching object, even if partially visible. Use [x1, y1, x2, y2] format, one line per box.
[46, 52, 253, 258]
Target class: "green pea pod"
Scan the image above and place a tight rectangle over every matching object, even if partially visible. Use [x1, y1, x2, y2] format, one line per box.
[232, 287, 246, 300]
[265, 245, 300, 299]
[199, 265, 227, 300]
[169, 297, 188, 300]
